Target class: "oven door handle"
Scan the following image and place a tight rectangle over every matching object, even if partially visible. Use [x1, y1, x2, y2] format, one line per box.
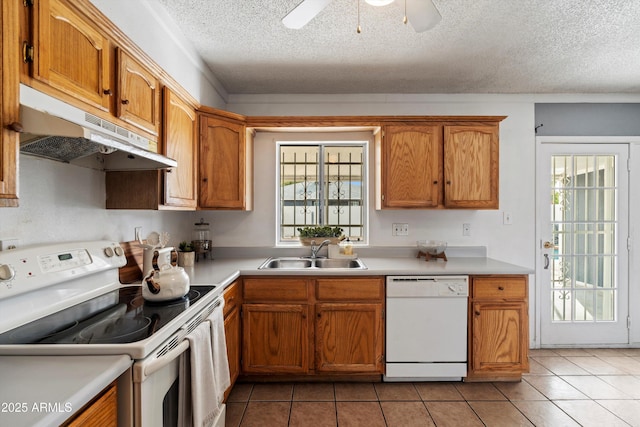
[133, 338, 190, 383]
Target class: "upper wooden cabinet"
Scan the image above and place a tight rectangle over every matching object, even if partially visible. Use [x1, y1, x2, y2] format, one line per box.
[162, 87, 197, 208]
[33, 0, 112, 111]
[382, 125, 443, 208]
[198, 110, 253, 210]
[444, 124, 499, 209]
[379, 119, 503, 209]
[0, 0, 20, 207]
[116, 48, 160, 136]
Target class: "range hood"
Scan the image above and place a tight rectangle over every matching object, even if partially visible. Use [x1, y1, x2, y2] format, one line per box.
[19, 84, 177, 171]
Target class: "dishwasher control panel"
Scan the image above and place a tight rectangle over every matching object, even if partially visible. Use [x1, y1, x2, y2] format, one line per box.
[386, 276, 469, 297]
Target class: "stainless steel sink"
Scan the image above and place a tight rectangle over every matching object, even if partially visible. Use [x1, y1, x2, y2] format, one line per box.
[258, 257, 367, 270]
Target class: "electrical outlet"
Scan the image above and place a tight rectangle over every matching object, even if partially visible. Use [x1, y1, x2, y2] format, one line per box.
[462, 223, 471, 236]
[392, 223, 409, 236]
[503, 212, 513, 225]
[0, 239, 19, 251]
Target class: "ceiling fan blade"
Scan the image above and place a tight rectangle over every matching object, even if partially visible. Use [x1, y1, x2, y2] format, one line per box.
[406, 0, 441, 32]
[282, 0, 333, 29]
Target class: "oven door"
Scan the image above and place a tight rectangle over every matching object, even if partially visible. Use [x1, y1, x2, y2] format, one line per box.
[132, 340, 226, 427]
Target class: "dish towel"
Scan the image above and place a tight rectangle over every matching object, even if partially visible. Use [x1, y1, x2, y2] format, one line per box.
[186, 322, 217, 427]
[208, 299, 231, 405]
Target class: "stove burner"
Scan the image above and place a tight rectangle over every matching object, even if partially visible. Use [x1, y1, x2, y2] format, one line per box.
[8, 320, 79, 343]
[134, 289, 201, 307]
[78, 316, 152, 343]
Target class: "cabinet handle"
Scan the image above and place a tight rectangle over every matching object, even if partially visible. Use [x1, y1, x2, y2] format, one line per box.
[121, 99, 130, 105]
[7, 122, 23, 133]
[202, 178, 208, 182]
[317, 313, 321, 318]
[446, 181, 451, 185]
[433, 181, 438, 185]
[498, 286, 504, 291]
[475, 311, 480, 316]
[103, 89, 113, 96]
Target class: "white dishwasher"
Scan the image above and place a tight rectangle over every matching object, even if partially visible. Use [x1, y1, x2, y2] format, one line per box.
[385, 275, 469, 381]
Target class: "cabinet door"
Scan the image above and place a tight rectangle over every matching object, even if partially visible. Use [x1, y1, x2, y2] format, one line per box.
[117, 49, 160, 136]
[444, 125, 499, 208]
[35, 0, 111, 111]
[199, 114, 247, 209]
[242, 303, 310, 374]
[382, 125, 442, 208]
[162, 87, 197, 208]
[470, 301, 529, 376]
[223, 304, 240, 399]
[315, 303, 383, 373]
[0, 0, 19, 207]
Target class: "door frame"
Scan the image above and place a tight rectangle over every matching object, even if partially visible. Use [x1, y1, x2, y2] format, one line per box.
[534, 136, 640, 348]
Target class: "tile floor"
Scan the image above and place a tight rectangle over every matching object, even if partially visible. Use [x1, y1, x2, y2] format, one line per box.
[225, 348, 640, 427]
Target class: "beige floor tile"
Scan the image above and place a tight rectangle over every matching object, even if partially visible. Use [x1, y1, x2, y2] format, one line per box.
[334, 382, 378, 401]
[513, 400, 581, 427]
[240, 401, 291, 427]
[227, 383, 253, 402]
[588, 348, 634, 357]
[559, 375, 632, 399]
[373, 382, 420, 401]
[380, 401, 435, 427]
[468, 401, 534, 426]
[494, 380, 548, 401]
[553, 348, 593, 357]
[289, 401, 337, 427]
[250, 383, 294, 401]
[425, 401, 483, 427]
[597, 374, 640, 398]
[530, 356, 590, 375]
[553, 400, 629, 427]
[293, 382, 335, 401]
[525, 358, 555, 376]
[414, 382, 465, 401]
[454, 382, 507, 401]
[336, 401, 386, 427]
[565, 356, 628, 375]
[619, 348, 640, 357]
[597, 356, 640, 375]
[597, 399, 640, 426]
[225, 402, 246, 427]
[524, 376, 589, 400]
[528, 349, 559, 356]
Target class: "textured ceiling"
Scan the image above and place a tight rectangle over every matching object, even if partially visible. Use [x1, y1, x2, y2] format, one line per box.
[153, 0, 640, 95]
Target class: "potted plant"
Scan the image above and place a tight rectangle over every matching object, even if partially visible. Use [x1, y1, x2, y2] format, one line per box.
[296, 226, 344, 246]
[177, 241, 195, 267]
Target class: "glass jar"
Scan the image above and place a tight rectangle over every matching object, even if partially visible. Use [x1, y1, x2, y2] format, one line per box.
[191, 218, 212, 260]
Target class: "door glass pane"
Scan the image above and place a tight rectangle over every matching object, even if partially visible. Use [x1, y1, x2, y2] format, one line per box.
[549, 154, 618, 323]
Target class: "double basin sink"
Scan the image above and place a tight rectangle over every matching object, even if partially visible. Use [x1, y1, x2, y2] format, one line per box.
[259, 257, 367, 270]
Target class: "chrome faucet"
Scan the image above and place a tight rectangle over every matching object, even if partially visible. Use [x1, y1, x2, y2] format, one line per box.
[310, 239, 331, 259]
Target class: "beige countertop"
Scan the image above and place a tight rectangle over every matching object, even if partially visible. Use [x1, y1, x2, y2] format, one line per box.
[0, 355, 131, 427]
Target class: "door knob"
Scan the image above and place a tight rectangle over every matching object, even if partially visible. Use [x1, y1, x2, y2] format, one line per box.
[543, 241, 554, 249]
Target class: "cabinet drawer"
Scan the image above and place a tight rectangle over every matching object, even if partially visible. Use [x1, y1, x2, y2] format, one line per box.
[223, 280, 241, 318]
[316, 277, 384, 301]
[472, 276, 527, 300]
[243, 278, 309, 302]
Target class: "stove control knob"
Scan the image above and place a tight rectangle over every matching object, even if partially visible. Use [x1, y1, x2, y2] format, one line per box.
[114, 246, 124, 257]
[0, 264, 15, 281]
[104, 247, 114, 257]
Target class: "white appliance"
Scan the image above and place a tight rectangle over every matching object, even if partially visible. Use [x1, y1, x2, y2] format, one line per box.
[0, 241, 225, 427]
[385, 275, 469, 381]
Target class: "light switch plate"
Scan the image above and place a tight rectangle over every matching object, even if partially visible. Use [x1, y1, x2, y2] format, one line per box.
[392, 223, 409, 236]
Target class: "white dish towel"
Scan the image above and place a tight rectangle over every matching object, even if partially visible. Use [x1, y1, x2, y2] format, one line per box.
[186, 322, 218, 427]
[208, 299, 231, 405]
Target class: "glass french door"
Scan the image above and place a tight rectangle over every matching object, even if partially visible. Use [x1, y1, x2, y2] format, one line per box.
[538, 143, 629, 345]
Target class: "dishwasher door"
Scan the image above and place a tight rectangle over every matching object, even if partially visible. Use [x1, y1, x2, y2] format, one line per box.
[385, 276, 469, 381]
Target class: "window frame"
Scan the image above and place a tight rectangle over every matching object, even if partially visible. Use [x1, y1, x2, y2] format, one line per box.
[275, 140, 369, 246]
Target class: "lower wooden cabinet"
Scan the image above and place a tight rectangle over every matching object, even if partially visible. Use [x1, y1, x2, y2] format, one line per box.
[62, 382, 117, 426]
[240, 276, 384, 376]
[467, 275, 529, 381]
[223, 280, 241, 400]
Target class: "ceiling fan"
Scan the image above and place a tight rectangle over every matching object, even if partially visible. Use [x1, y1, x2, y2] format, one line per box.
[282, 0, 441, 33]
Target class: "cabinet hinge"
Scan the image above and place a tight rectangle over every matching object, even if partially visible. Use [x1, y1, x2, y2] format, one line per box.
[628, 236, 633, 252]
[23, 0, 34, 7]
[381, 309, 385, 319]
[628, 316, 632, 330]
[22, 42, 34, 64]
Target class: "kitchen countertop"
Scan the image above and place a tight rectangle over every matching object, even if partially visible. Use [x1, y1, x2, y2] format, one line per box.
[183, 255, 534, 290]
[0, 355, 131, 427]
